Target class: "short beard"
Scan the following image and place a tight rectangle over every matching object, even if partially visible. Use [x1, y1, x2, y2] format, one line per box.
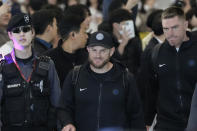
[88, 57, 110, 69]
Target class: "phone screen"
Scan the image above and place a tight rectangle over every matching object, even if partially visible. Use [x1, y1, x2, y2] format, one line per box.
[121, 20, 135, 39]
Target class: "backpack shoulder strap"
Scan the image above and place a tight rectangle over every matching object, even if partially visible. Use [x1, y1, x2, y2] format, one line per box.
[123, 68, 130, 89]
[72, 65, 82, 88]
[151, 43, 162, 69]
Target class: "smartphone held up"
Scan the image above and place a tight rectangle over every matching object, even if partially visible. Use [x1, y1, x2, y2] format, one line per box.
[120, 20, 135, 39]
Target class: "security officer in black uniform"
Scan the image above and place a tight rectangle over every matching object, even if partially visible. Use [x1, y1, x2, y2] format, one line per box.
[0, 13, 61, 131]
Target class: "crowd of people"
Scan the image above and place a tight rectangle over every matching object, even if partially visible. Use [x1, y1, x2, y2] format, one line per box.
[0, 0, 197, 131]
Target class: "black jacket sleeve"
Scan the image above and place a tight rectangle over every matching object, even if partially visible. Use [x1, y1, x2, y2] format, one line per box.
[126, 72, 146, 130]
[186, 85, 197, 131]
[57, 70, 75, 128]
[140, 48, 158, 126]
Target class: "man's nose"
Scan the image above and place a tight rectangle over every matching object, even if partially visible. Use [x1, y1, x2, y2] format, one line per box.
[95, 51, 101, 57]
[19, 30, 25, 35]
[168, 28, 174, 35]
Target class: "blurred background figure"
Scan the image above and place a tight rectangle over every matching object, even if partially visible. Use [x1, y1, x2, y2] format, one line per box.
[0, 1, 11, 47]
[42, 4, 63, 47]
[63, 0, 78, 9]
[186, 8, 197, 32]
[136, 0, 156, 33]
[108, 8, 142, 76]
[32, 9, 59, 55]
[64, 4, 91, 32]
[0, 0, 12, 59]
[86, 0, 102, 33]
[27, 0, 47, 14]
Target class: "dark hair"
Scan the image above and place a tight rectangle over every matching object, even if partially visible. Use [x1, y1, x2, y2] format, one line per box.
[59, 14, 84, 41]
[98, 20, 112, 33]
[151, 11, 163, 36]
[186, 8, 197, 29]
[186, 8, 197, 20]
[162, 6, 185, 20]
[108, 0, 127, 14]
[32, 9, 56, 35]
[172, 0, 186, 8]
[86, 0, 103, 11]
[109, 8, 134, 25]
[28, 0, 47, 11]
[64, 4, 91, 22]
[146, 9, 163, 29]
[42, 4, 63, 25]
[63, 0, 79, 9]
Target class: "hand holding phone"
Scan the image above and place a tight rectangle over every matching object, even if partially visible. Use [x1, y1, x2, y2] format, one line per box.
[121, 20, 135, 39]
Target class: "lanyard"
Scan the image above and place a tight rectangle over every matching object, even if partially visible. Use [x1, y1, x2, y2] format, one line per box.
[11, 51, 36, 83]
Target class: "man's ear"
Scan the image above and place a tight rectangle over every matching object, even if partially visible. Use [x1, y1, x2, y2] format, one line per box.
[87, 46, 90, 52]
[31, 28, 35, 37]
[184, 20, 188, 30]
[8, 32, 12, 39]
[110, 47, 115, 56]
[45, 25, 51, 33]
[69, 31, 75, 40]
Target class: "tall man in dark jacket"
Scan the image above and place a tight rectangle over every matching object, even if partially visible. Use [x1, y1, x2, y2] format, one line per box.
[45, 13, 88, 88]
[58, 31, 145, 131]
[145, 6, 197, 131]
[32, 9, 58, 55]
[45, 4, 90, 87]
[0, 13, 61, 131]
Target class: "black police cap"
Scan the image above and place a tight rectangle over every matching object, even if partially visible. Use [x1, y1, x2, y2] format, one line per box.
[7, 13, 32, 32]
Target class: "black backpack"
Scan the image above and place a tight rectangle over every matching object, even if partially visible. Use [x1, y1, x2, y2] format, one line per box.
[151, 43, 162, 70]
[72, 65, 82, 88]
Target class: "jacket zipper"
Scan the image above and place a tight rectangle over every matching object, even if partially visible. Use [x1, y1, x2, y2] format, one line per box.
[176, 52, 183, 110]
[97, 83, 102, 130]
[24, 82, 28, 124]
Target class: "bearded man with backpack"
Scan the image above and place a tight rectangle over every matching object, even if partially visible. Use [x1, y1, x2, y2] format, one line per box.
[57, 31, 145, 131]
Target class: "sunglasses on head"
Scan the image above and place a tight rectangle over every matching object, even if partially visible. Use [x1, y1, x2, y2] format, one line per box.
[11, 26, 31, 33]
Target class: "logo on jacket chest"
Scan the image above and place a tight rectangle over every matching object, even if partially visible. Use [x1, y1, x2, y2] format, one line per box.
[80, 88, 87, 92]
[112, 89, 119, 95]
[7, 83, 21, 88]
[188, 59, 196, 67]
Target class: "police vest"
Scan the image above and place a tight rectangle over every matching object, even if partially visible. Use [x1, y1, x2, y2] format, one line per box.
[1, 55, 51, 127]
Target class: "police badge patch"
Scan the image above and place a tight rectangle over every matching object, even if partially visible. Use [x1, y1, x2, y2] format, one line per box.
[39, 62, 50, 70]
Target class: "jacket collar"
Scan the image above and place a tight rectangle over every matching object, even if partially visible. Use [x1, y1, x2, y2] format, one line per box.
[165, 31, 197, 52]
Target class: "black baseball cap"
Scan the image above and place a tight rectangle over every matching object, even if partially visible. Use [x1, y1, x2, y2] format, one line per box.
[88, 31, 114, 49]
[7, 13, 32, 32]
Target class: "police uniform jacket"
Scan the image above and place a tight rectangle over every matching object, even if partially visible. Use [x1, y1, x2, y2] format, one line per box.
[0, 52, 61, 130]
